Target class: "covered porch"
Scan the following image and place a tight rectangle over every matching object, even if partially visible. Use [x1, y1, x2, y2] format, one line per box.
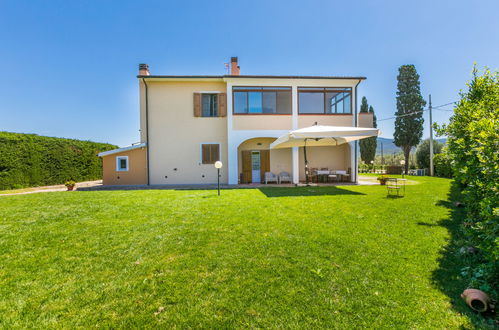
[237, 137, 353, 184]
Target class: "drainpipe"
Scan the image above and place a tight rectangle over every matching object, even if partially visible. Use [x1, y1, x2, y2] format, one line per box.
[142, 78, 150, 185]
[354, 79, 362, 183]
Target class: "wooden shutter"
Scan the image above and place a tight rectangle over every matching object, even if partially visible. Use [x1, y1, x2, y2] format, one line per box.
[193, 93, 201, 117]
[202, 144, 210, 164]
[211, 144, 220, 162]
[201, 144, 220, 164]
[218, 93, 227, 117]
[241, 150, 252, 183]
[260, 150, 270, 183]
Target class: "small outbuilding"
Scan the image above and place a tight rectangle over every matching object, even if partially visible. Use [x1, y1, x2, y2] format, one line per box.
[98, 143, 147, 185]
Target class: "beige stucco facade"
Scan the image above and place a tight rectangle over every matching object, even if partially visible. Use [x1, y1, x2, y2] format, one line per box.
[233, 115, 293, 131]
[101, 71, 375, 185]
[102, 147, 147, 185]
[144, 80, 228, 184]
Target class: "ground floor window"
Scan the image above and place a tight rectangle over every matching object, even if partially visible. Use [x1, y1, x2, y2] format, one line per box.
[201, 144, 220, 164]
[116, 156, 128, 171]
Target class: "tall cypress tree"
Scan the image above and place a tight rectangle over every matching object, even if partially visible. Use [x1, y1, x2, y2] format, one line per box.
[394, 65, 426, 173]
[359, 97, 377, 164]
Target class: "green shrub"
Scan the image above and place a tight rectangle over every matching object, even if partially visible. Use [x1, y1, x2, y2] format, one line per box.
[433, 150, 453, 178]
[436, 67, 498, 300]
[386, 165, 403, 174]
[415, 138, 443, 169]
[0, 132, 117, 190]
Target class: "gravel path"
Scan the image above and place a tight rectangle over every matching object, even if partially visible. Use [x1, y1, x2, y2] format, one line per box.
[0, 180, 103, 196]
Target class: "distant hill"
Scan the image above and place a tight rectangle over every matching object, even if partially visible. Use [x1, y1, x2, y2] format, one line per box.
[376, 137, 446, 155]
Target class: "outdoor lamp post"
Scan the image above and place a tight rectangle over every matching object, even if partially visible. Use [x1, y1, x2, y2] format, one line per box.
[214, 161, 223, 196]
[400, 159, 406, 178]
[370, 160, 374, 174]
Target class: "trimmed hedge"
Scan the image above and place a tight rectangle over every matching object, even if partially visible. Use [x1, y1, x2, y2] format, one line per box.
[437, 67, 498, 300]
[0, 132, 117, 190]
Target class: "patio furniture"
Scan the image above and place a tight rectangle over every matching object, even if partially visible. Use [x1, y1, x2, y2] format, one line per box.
[269, 124, 380, 185]
[327, 173, 337, 183]
[316, 169, 330, 183]
[278, 171, 292, 184]
[386, 178, 406, 196]
[310, 168, 318, 183]
[264, 172, 279, 184]
[335, 170, 349, 182]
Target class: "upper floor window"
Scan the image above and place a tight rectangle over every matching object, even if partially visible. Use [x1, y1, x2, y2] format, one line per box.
[202, 94, 218, 117]
[193, 92, 226, 117]
[298, 87, 352, 114]
[233, 87, 291, 114]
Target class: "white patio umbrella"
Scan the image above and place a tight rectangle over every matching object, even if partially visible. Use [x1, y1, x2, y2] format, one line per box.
[270, 125, 380, 184]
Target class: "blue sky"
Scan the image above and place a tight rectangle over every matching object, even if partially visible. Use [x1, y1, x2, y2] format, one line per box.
[1, 0, 498, 146]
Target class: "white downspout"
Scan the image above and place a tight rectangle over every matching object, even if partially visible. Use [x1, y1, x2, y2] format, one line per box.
[291, 85, 299, 184]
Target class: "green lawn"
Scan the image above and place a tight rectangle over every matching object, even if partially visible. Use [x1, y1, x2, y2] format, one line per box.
[0, 177, 486, 328]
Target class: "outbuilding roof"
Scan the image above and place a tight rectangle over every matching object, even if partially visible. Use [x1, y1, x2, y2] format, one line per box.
[98, 143, 147, 157]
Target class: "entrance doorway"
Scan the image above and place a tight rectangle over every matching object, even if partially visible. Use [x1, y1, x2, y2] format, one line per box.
[251, 151, 261, 183]
[241, 149, 270, 184]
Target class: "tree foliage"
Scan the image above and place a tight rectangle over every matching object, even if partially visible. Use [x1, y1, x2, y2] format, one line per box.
[359, 97, 377, 164]
[436, 67, 498, 298]
[0, 132, 117, 189]
[415, 138, 443, 169]
[394, 65, 426, 172]
[433, 150, 452, 178]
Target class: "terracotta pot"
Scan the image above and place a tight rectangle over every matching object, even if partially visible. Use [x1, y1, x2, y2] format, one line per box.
[66, 185, 75, 191]
[461, 288, 490, 312]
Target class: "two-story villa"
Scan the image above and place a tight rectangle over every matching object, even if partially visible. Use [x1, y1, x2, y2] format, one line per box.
[99, 57, 375, 186]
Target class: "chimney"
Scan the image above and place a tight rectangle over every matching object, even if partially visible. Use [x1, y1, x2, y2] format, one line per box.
[139, 63, 150, 76]
[230, 57, 240, 75]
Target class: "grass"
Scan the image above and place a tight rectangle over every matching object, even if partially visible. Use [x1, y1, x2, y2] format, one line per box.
[0, 177, 487, 328]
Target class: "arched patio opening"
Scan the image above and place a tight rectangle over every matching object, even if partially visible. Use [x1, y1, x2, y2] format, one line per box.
[237, 137, 292, 184]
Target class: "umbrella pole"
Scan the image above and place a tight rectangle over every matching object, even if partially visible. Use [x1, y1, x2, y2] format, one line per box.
[304, 139, 309, 185]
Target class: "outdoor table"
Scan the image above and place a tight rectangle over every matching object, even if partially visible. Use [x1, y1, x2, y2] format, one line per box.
[315, 170, 329, 183]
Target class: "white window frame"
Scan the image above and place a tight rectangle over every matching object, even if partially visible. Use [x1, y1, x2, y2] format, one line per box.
[116, 156, 129, 171]
[200, 143, 221, 165]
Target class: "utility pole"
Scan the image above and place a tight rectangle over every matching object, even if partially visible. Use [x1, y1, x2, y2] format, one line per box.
[429, 94, 434, 176]
[381, 142, 384, 165]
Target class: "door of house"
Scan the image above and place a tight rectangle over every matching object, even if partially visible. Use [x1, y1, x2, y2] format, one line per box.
[241, 150, 270, 184]
[242, 150, 252, 183]
[251, 151, 261, 183]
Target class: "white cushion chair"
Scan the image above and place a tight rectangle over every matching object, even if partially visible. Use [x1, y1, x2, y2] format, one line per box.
[335, 170, 349, 182]
[264, 172, 279, 184]
[328, 171, 338, 183]
[278, 171, 292, 184]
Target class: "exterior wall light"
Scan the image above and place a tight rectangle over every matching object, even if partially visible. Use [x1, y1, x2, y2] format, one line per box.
[214, 161, 223, 195]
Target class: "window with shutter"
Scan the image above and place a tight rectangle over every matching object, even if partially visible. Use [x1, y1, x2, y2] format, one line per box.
[201, 144, 220, 164]
[201, 94, 218, 117]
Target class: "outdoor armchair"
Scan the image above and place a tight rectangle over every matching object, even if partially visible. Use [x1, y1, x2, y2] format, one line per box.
[264, 172, 279, 184]
[278, 171, 292, 184]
